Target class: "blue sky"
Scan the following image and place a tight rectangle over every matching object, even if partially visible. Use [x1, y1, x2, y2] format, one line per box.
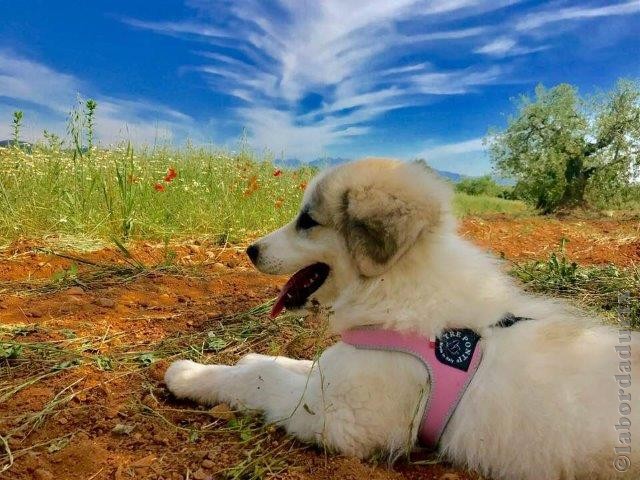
[1, 1, 639, 175]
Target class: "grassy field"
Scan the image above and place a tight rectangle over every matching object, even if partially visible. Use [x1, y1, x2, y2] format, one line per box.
[453, 192, 530, 217]
[0, 145, 531, 245]
[0, 145, 314, 245]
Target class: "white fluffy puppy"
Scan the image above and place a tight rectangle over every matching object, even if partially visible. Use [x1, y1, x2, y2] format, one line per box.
[166, 158, 639, 480]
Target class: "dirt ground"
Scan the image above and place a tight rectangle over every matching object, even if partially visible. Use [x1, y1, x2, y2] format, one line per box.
[1, 216, 638, 480]
[460, 215, 640, 266]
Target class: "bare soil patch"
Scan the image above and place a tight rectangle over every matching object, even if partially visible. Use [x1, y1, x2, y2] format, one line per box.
[460, 216, 639, 266]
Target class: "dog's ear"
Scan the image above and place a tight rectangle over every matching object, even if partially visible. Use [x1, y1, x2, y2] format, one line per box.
[341, 186, 436, 276]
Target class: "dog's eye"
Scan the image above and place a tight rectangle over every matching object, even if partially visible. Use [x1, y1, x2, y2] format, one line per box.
[296, 211, 320, 230]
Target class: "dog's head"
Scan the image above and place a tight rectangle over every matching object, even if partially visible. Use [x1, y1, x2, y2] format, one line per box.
[246, 158, 453, 318]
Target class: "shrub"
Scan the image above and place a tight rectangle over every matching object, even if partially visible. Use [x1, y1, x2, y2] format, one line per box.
[455, 175, 504, 197]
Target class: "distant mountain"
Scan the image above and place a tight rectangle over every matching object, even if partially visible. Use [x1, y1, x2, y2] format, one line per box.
[278, 157, 348, 169]
[0, 140, 32, 149]
[277, 156, 467, 182]
[435, 170, 465, 182]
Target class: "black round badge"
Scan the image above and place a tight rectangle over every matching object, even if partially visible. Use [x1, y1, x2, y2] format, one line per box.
[435, 329, 480, 371]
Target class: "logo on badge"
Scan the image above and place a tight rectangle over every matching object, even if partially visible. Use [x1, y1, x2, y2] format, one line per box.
[435, 329, 480, 371]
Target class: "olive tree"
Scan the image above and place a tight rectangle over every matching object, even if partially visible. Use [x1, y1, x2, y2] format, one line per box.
[486, 80, 640, 212]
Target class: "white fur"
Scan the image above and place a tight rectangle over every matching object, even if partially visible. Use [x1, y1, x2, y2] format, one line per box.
[166, 158, 639, 479]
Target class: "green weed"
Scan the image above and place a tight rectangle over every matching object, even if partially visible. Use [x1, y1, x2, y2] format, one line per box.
[12, 111, 23, 147]
[453, 192, 531, 217]
[512, 248, 640, 327]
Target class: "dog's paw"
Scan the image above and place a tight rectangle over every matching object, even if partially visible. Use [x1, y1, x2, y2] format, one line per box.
[236, 353, 266, 366]
[164, 359, 206, 399]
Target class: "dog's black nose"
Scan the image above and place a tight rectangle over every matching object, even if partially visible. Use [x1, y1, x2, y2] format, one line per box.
[246, 244, 260, 264]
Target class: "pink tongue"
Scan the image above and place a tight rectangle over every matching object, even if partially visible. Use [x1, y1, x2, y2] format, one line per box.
[270, 285, 290, 318]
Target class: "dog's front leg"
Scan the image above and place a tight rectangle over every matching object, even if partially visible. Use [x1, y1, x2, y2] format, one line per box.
[166, 346, 427, 458]
[165, 355, 327, 446]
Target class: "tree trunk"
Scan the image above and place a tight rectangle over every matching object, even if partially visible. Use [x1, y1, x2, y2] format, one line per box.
[558, 156, 592, 210]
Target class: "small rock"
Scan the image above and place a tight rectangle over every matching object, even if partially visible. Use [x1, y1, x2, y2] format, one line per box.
[66, 286, 84, 295]
[201, 459, 214, 469]
[26, 310, 43, 318]
[133, 432, 143, 441]
[192, 468, 209, 480]
[209, 403, 235, 421]
[159, 293, 172, 304]
[112, 423, 135, 436]
[67, 296, 83, 306]
[95, 297, 116, 308]
[194, 450, 209, 460]
[212, 262, 226, 271]
[177, 295, 188, 303]
[131, 454, 156, 469]
[34, 469, 53, 480]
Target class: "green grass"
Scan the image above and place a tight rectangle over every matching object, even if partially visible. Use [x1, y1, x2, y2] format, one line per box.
[453, 192, 531, 217]
[0, 145, 529, 244]
[511, 251, 639, 328]
[0, 145, 315, 244]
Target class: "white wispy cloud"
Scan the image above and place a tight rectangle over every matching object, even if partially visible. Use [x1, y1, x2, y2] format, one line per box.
[475, 37, 518, 56]
[0, 52, 78, 114]
[474, 36, 550, 57]
[417, 137, 489, 176]
[419, 137, 485, 157]
[403, 26, 488, 42]
[126, 0, 515, 159]
[0, 50, 199, 144]
[516, 1, 640, 32]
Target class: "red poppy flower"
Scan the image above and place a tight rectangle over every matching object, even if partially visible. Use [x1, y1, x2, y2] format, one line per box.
[299, 181, 308, 190]
[164, 167, 178, 183]
[153, 183, 165, 192]
[273, 169, 282, 177]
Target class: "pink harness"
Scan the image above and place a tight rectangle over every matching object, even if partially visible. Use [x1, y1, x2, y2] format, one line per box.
[341, 327, 483, 448]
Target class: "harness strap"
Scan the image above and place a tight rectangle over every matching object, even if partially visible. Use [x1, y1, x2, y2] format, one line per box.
[341, 312, 530, 448]
[341, 328, 482, 448]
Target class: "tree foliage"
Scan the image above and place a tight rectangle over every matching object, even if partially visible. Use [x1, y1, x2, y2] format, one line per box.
[455, 175, 505, 197]
[487, 80, 640, 212]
